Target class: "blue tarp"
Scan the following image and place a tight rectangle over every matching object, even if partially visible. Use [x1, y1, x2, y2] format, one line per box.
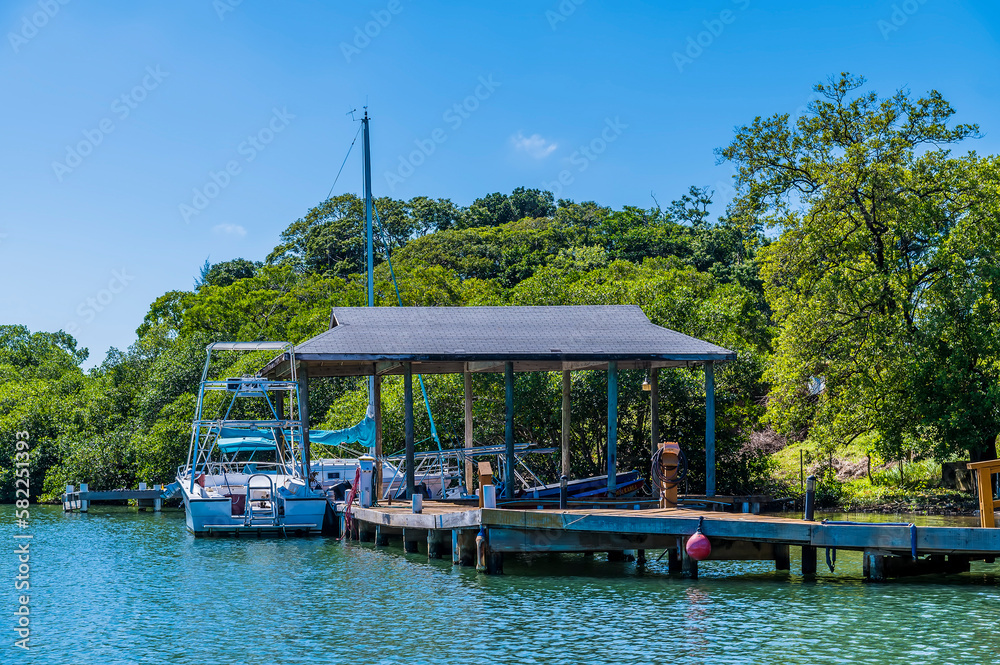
[212, 407, 375, 453]
[217, 438, 277, 454]
[309, 406, 376, 449]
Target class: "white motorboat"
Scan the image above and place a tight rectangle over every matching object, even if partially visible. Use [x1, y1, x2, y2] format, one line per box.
[176, 341, 329, 536]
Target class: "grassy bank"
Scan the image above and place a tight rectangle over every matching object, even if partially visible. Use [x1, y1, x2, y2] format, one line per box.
[769, 438, 979, 515]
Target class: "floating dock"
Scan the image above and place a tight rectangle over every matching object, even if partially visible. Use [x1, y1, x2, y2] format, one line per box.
[346, 501, 1000, 582]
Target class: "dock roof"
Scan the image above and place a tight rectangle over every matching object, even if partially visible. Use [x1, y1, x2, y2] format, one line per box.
[262, 305, 735, 378]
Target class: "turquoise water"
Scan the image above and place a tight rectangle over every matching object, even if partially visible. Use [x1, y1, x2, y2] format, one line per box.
[4, 506, 1000, 664]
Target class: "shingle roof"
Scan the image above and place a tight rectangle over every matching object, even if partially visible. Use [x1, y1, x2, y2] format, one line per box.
[263, 305, 735, 377]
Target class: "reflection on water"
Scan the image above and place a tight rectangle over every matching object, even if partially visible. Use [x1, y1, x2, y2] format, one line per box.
[4, 506, 999, 664]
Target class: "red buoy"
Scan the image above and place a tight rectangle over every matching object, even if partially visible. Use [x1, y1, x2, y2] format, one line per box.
[686, 531, 712, 561]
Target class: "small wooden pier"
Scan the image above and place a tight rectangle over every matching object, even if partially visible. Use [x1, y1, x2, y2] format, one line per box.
[62, 483, 176, 512]
[345, 501, 1000, 582]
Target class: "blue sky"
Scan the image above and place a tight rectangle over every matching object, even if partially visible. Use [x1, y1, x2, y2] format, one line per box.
[2, 0, 998, 367]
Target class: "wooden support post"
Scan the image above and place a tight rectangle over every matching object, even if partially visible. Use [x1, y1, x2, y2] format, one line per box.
[402, 528, 420, 554]
[637, 549, 646, 565]
[360, 523, 375, 543]
[154, 496, 162, 512]
[464, 368, 473, 493]
[607, 360, 618, 496]
[375, 524, 389, 547]
[774, 544, 790, 571]
[650, 368, 659, 499]
[452, 530, 461, 565]
[681, 545, 698, 579]
[801, 546, 817, 575]
[427, 530, 444, 559]
[504, 361, 514, 499]
[863, 550, 885, 582]
[705, 361, 716, 497]
[947, 554, 971, 573]
[374, 372, 383, 498]
[668, 548, 682, 574]
[404, 362, 415, 500]
[63, 485, 73, 512]
[275, 390, 285, 421]
[561, 370, 571, 479]
[298, 366, 312, 482]
[486, 551, 504, 575]
[79, 483, 89, 513]
[457, 530, 476, 566]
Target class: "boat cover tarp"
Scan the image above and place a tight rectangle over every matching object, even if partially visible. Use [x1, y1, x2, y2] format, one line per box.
[213, 406, 375, 452]
[309, 405, 376, 449]
[217, 438, 278, 453]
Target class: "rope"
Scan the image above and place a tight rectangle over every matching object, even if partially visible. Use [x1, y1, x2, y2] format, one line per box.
[650, 446, 687, 495]
[326, 123, 363, 202]
[341, 466, 362, 540]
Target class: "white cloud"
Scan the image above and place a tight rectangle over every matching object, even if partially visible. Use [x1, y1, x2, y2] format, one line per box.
[511, 131, 557, 159]
[212, 223, 246, 238]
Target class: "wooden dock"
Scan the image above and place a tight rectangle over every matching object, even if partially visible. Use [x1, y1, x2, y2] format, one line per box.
[62, 483, 176, 512]
[347, 501, 1000, 582]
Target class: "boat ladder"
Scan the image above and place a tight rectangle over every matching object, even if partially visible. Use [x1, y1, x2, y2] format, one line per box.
[244, 474, 279, 526]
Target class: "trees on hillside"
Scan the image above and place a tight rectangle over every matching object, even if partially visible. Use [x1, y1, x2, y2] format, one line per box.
[720, 73, 1000, 461]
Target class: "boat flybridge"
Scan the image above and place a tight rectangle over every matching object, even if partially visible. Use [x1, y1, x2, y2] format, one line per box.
[177, 341, 329, 536]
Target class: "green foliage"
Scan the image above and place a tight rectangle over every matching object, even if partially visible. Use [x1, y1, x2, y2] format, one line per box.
[720, 72, 999, 462]
[199, 258, 261, 288]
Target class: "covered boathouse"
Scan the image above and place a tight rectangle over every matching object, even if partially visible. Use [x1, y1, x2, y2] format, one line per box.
[261, 304, 736, 498]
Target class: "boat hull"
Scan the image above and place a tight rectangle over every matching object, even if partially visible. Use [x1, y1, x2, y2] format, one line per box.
[521, 471, 644, 499]
[180, 482, 328, 537]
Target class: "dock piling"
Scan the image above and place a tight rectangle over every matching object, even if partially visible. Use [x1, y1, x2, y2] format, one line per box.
[427, 529, 447, 559]
[801, 546, 817, 575]
[402, 528, 421, 553]
[681, 545, 698, 579]
[804, 475, 816, 521]
[774, 544, 790, 571]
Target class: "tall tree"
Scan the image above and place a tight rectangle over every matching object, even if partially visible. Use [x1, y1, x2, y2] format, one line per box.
[719, 73, 998, 460]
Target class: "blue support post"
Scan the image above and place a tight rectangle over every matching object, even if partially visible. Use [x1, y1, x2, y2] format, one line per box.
[504, 361, 514, 499]
[705, 361, 716, 497]
[404, 362, 415, 500]
[607, 360, 618, 496]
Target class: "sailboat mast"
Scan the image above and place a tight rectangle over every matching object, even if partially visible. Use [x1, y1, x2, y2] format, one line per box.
[362, 109, 376, 414]
[363, 110, 374, 308]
